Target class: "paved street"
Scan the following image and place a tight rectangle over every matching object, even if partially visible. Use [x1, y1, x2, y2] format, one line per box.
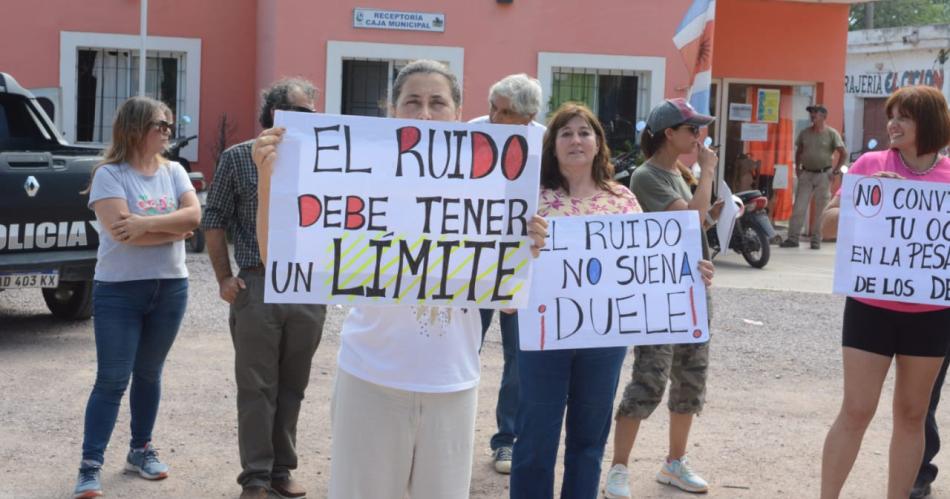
[0, 248, 946, 498]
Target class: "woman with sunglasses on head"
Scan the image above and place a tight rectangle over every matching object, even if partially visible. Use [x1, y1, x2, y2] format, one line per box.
[73, 96, 201, 499]
[604, 98, 718, 498]
[819, 85, 950, 499]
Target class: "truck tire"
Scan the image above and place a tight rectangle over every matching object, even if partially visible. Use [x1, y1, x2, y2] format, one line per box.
[42, 280, 94, 320]
[187, 228, 206, 253]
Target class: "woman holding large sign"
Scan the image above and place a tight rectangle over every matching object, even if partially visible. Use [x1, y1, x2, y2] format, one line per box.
[605, 98, 718, 498]
[252, 60, 547, 499]
[508, 102, 715, 499]
[819, 86, 950, 499]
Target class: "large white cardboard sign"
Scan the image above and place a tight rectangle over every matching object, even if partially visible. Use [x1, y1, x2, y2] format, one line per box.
[518, 212, 710, 351]
[264, 111, 543, 308]
[834, 174, 950, 306]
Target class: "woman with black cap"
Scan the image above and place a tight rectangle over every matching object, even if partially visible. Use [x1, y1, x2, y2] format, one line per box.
[604, 98, 718, 498]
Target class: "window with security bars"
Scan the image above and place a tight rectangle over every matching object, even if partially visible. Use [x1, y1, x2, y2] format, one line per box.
[343, 59, 457, 117]
[550, 68, 647, 154]
[75, 48, 186, 143]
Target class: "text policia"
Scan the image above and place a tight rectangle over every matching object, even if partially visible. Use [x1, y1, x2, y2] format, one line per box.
[266, 112, 541, 307]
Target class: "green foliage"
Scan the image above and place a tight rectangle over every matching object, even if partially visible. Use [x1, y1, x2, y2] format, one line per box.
[850, 0, 950, 31]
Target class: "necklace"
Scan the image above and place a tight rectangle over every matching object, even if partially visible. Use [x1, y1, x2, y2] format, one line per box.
[898, 151, 940, 176]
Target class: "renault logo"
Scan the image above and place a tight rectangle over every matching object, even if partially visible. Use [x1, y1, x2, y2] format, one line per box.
[24, 176, 40, 197]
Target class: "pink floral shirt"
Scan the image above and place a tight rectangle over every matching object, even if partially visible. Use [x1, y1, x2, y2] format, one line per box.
[538, 183, 642, 217]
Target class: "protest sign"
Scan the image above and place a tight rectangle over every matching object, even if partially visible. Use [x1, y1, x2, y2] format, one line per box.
[518, 211, 710, 351]
[716, 179, 739, 256]
[264, 111, 543, 307]
[834, 175, 950, 306]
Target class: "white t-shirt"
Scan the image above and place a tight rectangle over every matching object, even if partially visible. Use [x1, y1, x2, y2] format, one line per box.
[469, 115, 547, 130]
[337, 305, 482, 393]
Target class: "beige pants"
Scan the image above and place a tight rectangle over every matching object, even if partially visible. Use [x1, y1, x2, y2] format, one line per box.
[328, 369, 477, 499]
[787, 169, 832, 243]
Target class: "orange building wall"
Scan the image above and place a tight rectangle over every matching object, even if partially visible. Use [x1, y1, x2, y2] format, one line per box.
[713, 0, 850, 131]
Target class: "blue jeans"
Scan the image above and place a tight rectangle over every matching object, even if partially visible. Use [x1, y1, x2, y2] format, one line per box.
[479, 309, 520, 450]
[510, 346, 627, 499]
[81, 278, 188, 463]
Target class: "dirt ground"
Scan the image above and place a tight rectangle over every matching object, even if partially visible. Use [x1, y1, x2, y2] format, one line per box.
[1, 253, 948, 498]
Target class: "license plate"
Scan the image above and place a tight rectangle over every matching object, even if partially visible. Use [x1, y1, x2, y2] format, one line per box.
[0, 271, 59, 289]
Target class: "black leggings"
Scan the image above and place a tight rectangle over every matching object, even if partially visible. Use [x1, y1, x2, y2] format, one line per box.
[842, 298, 950, 357]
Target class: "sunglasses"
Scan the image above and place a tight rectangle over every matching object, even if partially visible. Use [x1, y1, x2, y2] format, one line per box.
[281, 105, 315, 113]
[151, 120, 174, 133]
[676, 124, 701, 136]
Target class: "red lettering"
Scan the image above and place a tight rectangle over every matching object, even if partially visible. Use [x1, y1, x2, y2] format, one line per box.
[298, 195, 322, 227]
[345, 196, 366, 230]
[501, 135, 528, 180]
[398, 126, 421, 153]
[470, 132, 498, 179]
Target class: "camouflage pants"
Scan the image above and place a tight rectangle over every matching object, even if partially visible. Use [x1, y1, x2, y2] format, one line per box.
[616, 341, 709, 419]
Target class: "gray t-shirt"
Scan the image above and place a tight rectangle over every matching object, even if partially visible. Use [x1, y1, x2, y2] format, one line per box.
[88, 162, 194, 282]
[630, 160, 712, 266]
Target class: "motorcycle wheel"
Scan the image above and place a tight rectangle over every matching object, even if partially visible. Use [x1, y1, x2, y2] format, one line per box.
[188, 228, 206, 253]
[740, 222, 770, 268]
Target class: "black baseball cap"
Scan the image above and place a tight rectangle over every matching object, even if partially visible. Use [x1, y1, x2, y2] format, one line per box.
[646, 98, 715, 133]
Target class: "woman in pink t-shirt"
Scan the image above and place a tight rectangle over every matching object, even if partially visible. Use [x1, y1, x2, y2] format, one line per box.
[820, 86, 950, 499]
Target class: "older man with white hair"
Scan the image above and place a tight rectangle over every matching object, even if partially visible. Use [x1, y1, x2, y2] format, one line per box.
[470, 73, 544, 474]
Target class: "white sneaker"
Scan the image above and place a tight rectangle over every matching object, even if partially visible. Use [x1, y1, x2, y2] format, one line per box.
[656, 455, 708, 493]
[604, 463, 631, 499]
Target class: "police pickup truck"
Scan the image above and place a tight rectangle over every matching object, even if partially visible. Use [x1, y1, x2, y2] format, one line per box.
[0, 73, 100, 319]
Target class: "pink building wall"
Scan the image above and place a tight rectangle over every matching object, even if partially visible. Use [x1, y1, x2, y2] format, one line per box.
[0, 0, 258, 177]
[1, 0, 851, 179]
[256, 0, 695, 119]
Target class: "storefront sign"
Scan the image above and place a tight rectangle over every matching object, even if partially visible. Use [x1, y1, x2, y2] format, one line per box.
[740, 123, 768, 142]
[353, 8, 445, 32]
[844, 69, 944, 96]
[518, 212, 709, 351]
[834, 175, 950, 306]
[729, 103, 752, 122]
[264, 111, 543, 308]
[756, 89, 780, 123]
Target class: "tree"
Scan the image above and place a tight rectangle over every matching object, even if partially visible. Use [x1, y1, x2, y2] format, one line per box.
[850, 0, 950, 31]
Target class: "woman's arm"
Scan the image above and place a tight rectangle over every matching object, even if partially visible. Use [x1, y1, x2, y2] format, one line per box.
[819, 195, 841, 237]
[251, 127, 286, 263]
[110, 191, 200, 238]
[93, 197, 196, 245]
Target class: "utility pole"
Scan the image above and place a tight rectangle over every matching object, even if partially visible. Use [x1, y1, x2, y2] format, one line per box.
[139, 0, 148, 97]
[864, 2, 875, 30]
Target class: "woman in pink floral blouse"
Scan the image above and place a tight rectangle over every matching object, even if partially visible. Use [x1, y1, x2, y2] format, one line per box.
[509, 103, 713, 499]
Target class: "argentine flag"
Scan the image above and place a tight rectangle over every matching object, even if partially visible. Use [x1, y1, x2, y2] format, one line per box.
[673, 0, 716, 115]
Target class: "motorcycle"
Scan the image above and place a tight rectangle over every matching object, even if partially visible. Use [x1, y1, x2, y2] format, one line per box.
[706, 190, 773, 268]
[164, 131, 207, 253]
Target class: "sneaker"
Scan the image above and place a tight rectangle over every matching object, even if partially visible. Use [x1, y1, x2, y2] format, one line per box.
[604, 463, 631, 499]
[779, 239, 799, 248]
[493, 446, 513, 474]
[656, 455, 708, 493]
[124, 443, 169, 480]
[810, 241, 821, 250]
[73, 460, 103, 498]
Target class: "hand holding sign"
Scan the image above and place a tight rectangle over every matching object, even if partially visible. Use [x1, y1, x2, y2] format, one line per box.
[519, 211, 710, 351]
[834, 175, 950, 306]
